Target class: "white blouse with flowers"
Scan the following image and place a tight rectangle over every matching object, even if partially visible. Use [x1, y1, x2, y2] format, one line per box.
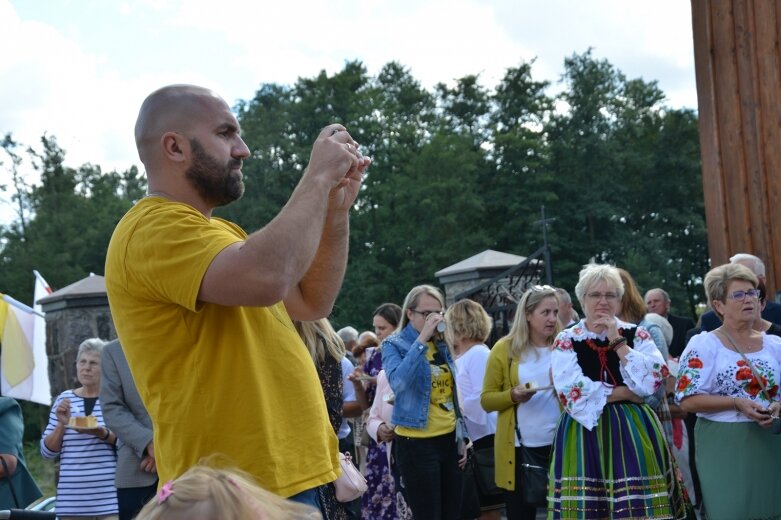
[551, 318, 668, 430]
[675, 331, 781, 423]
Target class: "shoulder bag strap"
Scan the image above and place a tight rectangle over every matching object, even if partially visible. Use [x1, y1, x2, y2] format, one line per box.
[509, 355, 524, 444]
[718, 329, 773, 401]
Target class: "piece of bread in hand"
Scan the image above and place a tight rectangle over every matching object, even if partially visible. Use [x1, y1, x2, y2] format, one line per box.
[69, 415, 98, 428]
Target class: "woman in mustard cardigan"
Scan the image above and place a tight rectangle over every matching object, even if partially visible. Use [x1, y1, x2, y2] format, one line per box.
[480, 285, 562, 520]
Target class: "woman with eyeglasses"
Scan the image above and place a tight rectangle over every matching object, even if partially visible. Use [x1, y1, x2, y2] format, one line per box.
[381, 285, 464, 519]
[549, 264, 690, 519]
[676, 263, 781, 520]
[480, 285, 561, 520]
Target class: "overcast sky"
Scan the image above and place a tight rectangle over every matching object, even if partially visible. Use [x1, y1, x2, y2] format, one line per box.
[0, 0, 697, 226]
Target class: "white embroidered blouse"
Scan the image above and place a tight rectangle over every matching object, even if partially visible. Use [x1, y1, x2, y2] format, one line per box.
[551, 318, 668, 430]
[675, 331, 781, 422]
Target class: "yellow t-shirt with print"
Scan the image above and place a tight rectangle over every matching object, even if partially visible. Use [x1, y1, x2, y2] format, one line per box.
[396, 341, 456, 438]
[104, 197, 338, 497]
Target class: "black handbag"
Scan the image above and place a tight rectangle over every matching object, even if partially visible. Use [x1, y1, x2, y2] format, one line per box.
[471, 446, 504, 497]
[519, 444, 550, 507]
[460, 452, 482, 520]
[514, 407, 551, 507]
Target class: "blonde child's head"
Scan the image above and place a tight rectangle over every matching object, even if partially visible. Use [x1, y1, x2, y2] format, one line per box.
[135, 464, 321, 520]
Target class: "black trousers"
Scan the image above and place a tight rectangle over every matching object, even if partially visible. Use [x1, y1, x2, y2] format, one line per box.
[117, 482, 157, 520]
[395, 430, 462, 520]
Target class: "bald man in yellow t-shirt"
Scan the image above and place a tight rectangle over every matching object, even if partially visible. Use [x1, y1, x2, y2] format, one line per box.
[105, 84, 370, 503]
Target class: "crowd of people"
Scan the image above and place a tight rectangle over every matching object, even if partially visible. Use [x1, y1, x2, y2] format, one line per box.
[2, 82, 780, 520]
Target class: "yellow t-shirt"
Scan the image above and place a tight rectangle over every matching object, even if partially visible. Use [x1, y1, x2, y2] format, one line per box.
[104, 197, 338, 497]
[395, 341, 456, 438]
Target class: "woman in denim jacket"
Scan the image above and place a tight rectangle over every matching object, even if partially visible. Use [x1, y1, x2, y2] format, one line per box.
[382, 285, 464, 519]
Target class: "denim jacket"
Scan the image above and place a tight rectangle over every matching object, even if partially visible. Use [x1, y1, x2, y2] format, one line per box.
[382, 323, 461, 430]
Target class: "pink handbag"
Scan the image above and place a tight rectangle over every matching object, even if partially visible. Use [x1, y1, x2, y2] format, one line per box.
[334, 452, 367, 502]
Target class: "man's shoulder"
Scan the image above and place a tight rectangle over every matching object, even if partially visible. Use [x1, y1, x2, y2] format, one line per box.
[764, 301, 781, 324]
[699, 309, 720, 331]
[668, 313, 695, 327]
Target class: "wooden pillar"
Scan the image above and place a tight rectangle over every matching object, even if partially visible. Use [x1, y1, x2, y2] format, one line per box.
[692, 0, 781, 298]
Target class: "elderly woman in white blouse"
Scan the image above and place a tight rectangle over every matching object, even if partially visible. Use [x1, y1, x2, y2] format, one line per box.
[549, 264, 689, 520]
[676, 263, 781, 520]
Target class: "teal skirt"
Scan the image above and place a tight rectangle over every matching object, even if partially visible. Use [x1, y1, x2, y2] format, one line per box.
[695, 418, 781, 520]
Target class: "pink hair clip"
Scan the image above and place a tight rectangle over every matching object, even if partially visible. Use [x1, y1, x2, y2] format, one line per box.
[158, 480, 174, 503]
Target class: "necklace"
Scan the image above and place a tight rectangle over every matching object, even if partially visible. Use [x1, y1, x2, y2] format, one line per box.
[717, 328, 759, 353]
[585, 335, 620, 387]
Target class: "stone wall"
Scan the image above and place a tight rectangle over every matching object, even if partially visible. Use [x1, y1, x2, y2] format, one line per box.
[45, 305, 116, 398]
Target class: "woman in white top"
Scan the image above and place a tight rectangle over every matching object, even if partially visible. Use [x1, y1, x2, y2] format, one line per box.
[480, 285, 562, 520]
[446, 299, 502, 520]
[676, 263, 781, 520]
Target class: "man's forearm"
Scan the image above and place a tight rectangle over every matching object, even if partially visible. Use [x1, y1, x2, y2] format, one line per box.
[199, 175, 333, 307]
[296, 209, 350, 317]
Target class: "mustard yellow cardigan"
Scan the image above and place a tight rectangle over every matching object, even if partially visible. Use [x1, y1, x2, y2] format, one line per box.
[480, 336, 523, 491]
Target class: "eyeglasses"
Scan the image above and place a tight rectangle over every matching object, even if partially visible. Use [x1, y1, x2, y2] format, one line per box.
[586, 292, 619, 301]
[727, 289, 760, 301]
[530, 284, 554, 292]
[410, 309, 444, 319]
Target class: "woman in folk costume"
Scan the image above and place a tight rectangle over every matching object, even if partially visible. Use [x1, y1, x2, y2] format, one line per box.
[548, 264, 690, 519]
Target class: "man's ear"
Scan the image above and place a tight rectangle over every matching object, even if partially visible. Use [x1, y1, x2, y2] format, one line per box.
[161, 132, 188, 163]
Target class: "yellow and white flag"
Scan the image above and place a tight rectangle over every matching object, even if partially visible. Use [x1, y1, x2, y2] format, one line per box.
[0, 271, 52, 405]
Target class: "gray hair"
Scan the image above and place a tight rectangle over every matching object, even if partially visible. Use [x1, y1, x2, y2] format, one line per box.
[337, 326, 359, 344]
[729, 253, 766, 277]
[643, 313, 673, 347]
[77, 338, 107, 360]
[644, 288, 670, 303]
[574, 264, 624, 310]
[704, 263, 758, 316]
[554, 287, 572, 304]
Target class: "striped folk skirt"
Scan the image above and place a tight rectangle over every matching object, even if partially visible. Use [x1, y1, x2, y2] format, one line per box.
[547, 402, 691, 519]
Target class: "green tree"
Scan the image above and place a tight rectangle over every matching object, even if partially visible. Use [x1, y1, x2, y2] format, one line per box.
[0, 135, 145, 304]
[486, 61, 554, 255]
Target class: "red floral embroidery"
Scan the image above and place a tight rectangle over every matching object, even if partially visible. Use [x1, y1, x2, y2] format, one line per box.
[769, 385, 779, 398]
[636, 329, 650, 341]
[688, 358, 703, 369]
[677, 375, 691, 392]
[660, 365, 670, 378]
[568, 387, 582, 402]
[736, 367, 753, 381]
[558, 392, 568, 407]
[555, 338, 574, 351]
[737, 360, 747, 367]
[746, 377, 764, 397]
